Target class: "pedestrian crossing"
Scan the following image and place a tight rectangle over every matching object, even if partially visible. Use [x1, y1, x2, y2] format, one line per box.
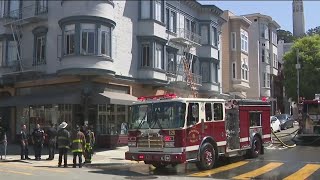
[189, 160, 320, 179]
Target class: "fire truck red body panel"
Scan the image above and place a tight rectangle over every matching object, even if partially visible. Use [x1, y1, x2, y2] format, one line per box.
[125, 95, 271, 168]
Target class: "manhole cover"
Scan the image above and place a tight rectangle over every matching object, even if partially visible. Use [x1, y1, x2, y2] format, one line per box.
[125, 176, 158, 180]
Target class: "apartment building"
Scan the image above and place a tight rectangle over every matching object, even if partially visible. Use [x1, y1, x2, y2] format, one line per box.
[244, 13, 280, 114]
[0, 0, 225, 144]
[221, 10, 251, 98]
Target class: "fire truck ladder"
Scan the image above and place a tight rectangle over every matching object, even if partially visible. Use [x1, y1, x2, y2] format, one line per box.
[180, 46, 198, 98]
[10, 21, 23, 72]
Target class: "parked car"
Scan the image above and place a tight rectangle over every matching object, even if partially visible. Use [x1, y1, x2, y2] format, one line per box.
[274, 114, 294, 130]
[270, 116, 281, 132]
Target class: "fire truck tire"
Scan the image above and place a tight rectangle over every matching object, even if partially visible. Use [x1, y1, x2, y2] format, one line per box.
[248, 135, 262, 158]
[196, 143, 217, 170]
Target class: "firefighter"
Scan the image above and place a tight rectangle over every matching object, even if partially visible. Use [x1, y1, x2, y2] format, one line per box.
[84, 125, 95, 163]
[57, 122, 70, 168]
[31, 124, 45, 161]
[46, 122, 57, 160]
[71, 125, 86, 168]
[20, 124, 30, 160]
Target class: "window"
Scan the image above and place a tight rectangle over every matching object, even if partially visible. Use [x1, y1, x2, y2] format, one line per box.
[211, 63, 218, 83]
[0, 41, 2, 67]
[214, 103, 223, 121]
[249, 112, 262, 127]
[205, 103, 213, 121]
[36, 0, 48, 14]
[7, 41, 18, 66]
[201, 62, 210, 82]
[212, 27, 218, 47]
[273, 53, 278, 68]
[231, 32, 236, 50]
[263, 72, 270, 88]
[81, 24, 95, 55]
[8, 0, 20, 18]
[155, 43, 163, 69]
[167, 51, 176, 73]
[272, 32, 277, 44]
[35, 35, 46, 65]
[100, 25, 112, 57]
[261, 49, 265, 62]
[200, 25, 209, 44]
[267, 73, 270, 87]
[187, 103, 199, 126]
[141, 43, 150, 67]
[166, 8, 176, 33]
[241, 58, 249, 81]
[232, 62, 236, 79]
[154, 0, 162, 22]
[0, 0, 4, 17]
[141, 0, 150, 19]
[64, 24, 75, 55]
[241, 29, 248, 52]
[265, 49, 269, 63]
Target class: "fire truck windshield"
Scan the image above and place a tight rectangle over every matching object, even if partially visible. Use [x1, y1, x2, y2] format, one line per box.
[131, 102, 186, 129]
[303, 103, 320, 115]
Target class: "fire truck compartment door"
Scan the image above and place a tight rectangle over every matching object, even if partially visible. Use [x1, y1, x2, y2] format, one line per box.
[225, 109, 240, 150]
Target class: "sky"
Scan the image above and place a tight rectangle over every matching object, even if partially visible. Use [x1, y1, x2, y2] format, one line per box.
[199, 0, 320, 33]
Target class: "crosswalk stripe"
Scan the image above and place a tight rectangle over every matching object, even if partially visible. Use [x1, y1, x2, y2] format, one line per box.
[283, 164, 320, 180]
[0, 163, 67, 173]
[0, 169, 33, 176]
[189, 161, 249, 177]
[232, 162, 283, 180]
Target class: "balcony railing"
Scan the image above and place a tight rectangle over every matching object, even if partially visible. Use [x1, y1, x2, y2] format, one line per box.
[173, 28, 201, 45]
[168, 70, 202, 86]
[4, 4, 48, 25]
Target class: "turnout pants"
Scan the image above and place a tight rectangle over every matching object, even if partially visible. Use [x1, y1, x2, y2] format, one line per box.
[58, 148, 68, 167]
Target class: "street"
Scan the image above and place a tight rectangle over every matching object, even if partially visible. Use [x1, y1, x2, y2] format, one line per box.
[1, 126, 320, 180]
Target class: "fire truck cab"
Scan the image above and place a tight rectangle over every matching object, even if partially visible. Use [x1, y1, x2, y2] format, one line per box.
[298, 94, 320, 138]
[125, 94, 271, 170]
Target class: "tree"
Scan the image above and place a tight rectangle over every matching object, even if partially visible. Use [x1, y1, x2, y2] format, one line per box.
[283, 35, 320, 101]
[277, 29, 295, 43]
[307, 26, 320, 36]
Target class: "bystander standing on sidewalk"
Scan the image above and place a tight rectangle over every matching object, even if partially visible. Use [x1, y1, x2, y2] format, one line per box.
[46, 122, 57, 160]
[20, 124, 30, 160]
[31, 124, 45, 161]
[57, 122, 70, 168]
[0, 119, 7, 160]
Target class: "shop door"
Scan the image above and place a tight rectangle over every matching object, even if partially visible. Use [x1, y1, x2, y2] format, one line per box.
[225, 108, 240, 150]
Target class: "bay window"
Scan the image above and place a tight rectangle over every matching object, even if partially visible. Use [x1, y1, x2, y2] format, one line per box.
[241, 29, 248, 53]
[100, 25, 112, 57]
[64, 24, 75, 55]
[81, 24, 95, 55]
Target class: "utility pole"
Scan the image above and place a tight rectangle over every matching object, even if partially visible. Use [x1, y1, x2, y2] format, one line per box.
[296, 49, 300, 104]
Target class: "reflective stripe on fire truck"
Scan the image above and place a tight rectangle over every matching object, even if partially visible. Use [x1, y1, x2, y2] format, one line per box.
[263, 134, 271, 138]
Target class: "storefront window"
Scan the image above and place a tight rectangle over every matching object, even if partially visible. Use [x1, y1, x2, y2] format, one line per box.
[97, 104, 129, 135]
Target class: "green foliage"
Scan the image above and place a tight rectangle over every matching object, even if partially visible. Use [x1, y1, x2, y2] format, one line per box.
[283, 35, 320, 101]
[277, 29, 295, 43]
[307, 26, 320, 36]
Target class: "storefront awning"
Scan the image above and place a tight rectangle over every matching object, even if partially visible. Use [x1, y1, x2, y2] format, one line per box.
[0, 91, 81, 107]
[92, 91, 138, 105]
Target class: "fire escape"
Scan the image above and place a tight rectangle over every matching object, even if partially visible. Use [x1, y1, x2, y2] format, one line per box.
[1, 3, 48, 82]
[167, 28, 202, 98]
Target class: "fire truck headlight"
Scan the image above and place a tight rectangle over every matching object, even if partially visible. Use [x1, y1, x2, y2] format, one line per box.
[164, 142, 175, 147]
[128, 142, 136, 147]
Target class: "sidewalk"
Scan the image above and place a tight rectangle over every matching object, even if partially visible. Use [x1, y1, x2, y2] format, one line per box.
[0, 143, 134, 166]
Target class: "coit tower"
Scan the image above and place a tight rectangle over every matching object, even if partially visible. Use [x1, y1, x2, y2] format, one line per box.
[292, 0, 305, 37]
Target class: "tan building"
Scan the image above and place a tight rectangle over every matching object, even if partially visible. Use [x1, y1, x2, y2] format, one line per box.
[221, 11, 251, 98]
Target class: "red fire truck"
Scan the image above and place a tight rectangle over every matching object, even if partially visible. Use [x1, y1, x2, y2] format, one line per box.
[125, 94, 271, 170]
[297, 94, 320, 138]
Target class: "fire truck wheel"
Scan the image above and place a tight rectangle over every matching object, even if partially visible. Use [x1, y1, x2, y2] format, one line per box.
[249, 136, 262, 158]
[196, 143, 217, 170]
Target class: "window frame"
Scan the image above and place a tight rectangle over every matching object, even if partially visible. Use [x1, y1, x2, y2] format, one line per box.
[154, 42, 164, 70]
[166, 8, 177, 33]
[232, 62, 236, 79]
[80, 23, 96, 55]
[241, 58, 249, 81]
[100, 25, 112, 57]
[166, 50, 177, 73]
[213, 103, 224, 121]
[141, 42, 151, 67]
[35, 35, 46, 65]
[140, 0, 151, 19]
[249, 111, 262, 127]
[240, 29, 248, 53]
[261, 49, 265, 62]
[63, 24, 75, 56]
[154, 0, 162, 22]
[212, 26, 218, 47]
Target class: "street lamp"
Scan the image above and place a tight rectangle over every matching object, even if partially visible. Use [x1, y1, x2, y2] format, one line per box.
[296, 49, 300, 104]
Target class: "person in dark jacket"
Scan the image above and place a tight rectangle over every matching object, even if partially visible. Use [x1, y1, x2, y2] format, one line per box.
[20, 124, 30, 160]
[32, 124, 45, 161]
[57, 122, 70, 168]
[46, 122, 57, 160]
[71, 125, 86, 168]
[0, 121, 7, 160]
